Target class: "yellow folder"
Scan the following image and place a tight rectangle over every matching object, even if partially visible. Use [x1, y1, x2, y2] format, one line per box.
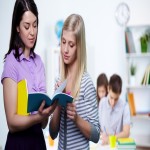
[17, 79, 29, 115]
[118, 138, 135, 143]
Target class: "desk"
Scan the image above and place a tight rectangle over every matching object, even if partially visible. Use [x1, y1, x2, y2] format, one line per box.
[90, 141, 116, 150]
[45, 138, 115, 150]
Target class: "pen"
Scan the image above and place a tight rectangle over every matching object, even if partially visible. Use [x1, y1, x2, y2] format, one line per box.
[104, 126, 108, 136]
[114, 126, 117, 135]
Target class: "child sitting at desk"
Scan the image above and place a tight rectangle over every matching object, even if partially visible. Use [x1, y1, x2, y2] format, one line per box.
[99, 74, 130, 145]
[96, 73, 108, 104]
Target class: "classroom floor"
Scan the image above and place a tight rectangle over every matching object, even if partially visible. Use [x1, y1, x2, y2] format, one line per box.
[137, 147, 150, 150]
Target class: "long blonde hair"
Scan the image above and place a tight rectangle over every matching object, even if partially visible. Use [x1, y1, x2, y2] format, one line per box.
[60, 14, 87, 98]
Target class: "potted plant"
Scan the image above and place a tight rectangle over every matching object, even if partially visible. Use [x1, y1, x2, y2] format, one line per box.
[130, 63, 136, 85]
[140, 33, 150, 53]
[130, 63, 136, 76]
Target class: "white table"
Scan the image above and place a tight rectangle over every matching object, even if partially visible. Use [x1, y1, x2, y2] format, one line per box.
[90, 141, 117, 150]
[45, 135, 116, 150]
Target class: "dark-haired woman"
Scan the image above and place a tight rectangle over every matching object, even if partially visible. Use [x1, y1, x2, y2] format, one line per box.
[1, 0, 56, 149]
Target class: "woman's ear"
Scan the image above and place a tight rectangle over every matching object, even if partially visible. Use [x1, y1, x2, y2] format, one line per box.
[16, 26, 19, 32]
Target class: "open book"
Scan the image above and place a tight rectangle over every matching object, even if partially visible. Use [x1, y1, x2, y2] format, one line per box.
[28, 91, 73, 113]
[17, 79, 73, 115]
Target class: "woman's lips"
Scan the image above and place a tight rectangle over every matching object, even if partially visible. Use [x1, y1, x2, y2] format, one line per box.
[64, 55, 69, 60]
[29, 38, 35, 43]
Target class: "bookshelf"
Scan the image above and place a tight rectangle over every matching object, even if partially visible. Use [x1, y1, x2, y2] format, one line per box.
[126, 85, 150, 89]
[126, 52, 150, 58]
[125, 25, 150, 116]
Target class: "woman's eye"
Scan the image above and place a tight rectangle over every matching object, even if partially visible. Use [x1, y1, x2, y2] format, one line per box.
[33, 24, 37, 28]
[25, 26, 29, 30]
[70, 45, 74, 48]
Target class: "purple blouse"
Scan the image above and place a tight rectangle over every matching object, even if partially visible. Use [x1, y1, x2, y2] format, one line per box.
[1, 50, 46, 93]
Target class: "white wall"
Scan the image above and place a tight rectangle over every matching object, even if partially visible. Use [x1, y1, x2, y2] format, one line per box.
[35, 0, 150, 95]
[0, 0, 150, 149]
[0, 1, 15, 148]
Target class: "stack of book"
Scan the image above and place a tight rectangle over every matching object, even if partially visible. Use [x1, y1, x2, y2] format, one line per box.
[117, 138, 136, 150]
[125, 28, 136, 53]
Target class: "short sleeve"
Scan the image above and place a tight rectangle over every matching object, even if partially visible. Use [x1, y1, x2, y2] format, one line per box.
[1, 56, 18, 84]
[123, 102, 131, 125]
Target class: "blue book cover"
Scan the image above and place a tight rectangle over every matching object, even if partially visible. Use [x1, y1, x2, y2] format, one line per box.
[27, 92, 73, 113]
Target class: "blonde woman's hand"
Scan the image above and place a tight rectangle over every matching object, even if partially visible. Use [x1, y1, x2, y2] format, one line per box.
[66, 103, 77, 122]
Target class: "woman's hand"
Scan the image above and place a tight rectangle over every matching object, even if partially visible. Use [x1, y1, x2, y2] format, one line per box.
[66, 103, 77, 122]
[38, 101, 57, 119]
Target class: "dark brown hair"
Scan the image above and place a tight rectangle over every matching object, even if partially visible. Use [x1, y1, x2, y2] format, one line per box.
[96, 73, 108, 102]
[109, 74, 122, 94]
[4, 0, 38, 61]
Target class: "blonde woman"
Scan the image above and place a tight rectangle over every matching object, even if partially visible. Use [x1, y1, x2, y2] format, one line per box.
[49, 14, 100, 150]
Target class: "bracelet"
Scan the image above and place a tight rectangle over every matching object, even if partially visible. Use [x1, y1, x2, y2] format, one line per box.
[49, 114, 53, 120]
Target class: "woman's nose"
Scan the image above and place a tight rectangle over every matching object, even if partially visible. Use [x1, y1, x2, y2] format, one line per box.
[30, 27, 34, 36]
[64, 44, 69, 53]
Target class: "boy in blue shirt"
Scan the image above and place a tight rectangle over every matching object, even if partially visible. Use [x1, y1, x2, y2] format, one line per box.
[99, 74, 130, 145]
